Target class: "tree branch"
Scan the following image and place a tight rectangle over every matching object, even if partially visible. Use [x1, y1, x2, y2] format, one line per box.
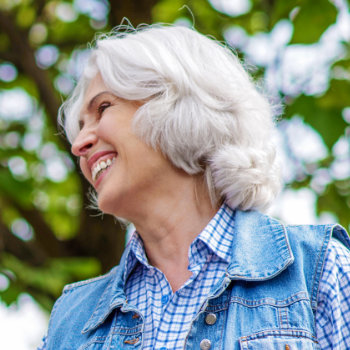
[0, 50, 19, 65]
[0, 220, 47, 265]
[109, 0, 157, 26]
[0, 11, 61, 130]
[4, 197, 66, 258]
[35, 0, 48, 20]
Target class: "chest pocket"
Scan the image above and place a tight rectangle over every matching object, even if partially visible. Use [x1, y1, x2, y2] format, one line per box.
[239, 329, 320, 350]
[77, 323, 142, 350]
[77, 337, 107, 350]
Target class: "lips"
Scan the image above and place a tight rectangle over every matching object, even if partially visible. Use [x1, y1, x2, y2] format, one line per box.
[88, 151, 117, 183]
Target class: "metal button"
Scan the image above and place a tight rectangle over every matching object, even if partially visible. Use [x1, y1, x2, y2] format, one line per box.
[199, 339, 211, 350]
[205, 313, 217, 325]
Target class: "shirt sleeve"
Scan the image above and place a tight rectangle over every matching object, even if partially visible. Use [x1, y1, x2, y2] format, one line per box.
[316, 238, 350, 349]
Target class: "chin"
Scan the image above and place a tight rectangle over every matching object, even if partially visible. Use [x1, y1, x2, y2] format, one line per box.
[97, 194, 124, 218]
[97, 198, 114, 216]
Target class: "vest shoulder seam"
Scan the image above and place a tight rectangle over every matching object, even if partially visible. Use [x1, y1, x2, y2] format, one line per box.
[63, 266, 119, 292]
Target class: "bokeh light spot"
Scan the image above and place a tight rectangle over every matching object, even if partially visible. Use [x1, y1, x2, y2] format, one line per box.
[0, 63, 17, 82]
[35, 45, 59, 69]
[56, 2, 78, 22]
[11, 218, 34, 241]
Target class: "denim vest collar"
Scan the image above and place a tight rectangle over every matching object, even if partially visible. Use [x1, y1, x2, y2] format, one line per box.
[82, 247, 131, 334]
[82, 209, 294, 334]
[226, 210, 294, 281]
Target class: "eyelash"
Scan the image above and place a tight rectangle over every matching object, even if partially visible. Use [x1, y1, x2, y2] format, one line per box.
[97, 101, 111, 116]
[78, 101, 112, 130]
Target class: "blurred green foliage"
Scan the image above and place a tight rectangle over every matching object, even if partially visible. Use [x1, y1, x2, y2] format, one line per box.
[0, 0, 349, 312]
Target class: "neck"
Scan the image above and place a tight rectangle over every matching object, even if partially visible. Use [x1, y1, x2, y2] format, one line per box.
[127, 174, 218, 290]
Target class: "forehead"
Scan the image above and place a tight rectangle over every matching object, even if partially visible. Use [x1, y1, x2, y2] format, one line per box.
[82, 73, 109, 106]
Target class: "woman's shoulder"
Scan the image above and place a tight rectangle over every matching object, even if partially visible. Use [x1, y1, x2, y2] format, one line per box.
[45, 264, 124, 339]
[235, 209, 349, 248]
[62, 264, 120, 293]
[283, 221, 350, 250]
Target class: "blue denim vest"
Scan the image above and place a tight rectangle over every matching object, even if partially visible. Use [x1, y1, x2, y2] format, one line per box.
[44, 210, 350, 350]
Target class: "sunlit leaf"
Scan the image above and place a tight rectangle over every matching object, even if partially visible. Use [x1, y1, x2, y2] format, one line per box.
[16, 5, 36, 28]
[0, 283, 22, 305]
[152, 0, 187, 23]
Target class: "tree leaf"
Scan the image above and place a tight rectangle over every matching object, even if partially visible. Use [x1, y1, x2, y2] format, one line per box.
[319, 79, 350, 109]
[317, 181, 350, 231]
[0, 170, 32, 205]
[285, 87, 348, 150]
[291, 0, 337, 44]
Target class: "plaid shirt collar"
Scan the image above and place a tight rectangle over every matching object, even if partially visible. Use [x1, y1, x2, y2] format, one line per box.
[124, 203, 235, 283]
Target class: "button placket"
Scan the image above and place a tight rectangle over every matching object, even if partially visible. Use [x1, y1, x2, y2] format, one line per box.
[161, 294, 169, 305]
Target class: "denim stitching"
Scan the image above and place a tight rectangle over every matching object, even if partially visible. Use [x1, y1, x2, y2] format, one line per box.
[310, 225, 331, 311]
[63, 267, 118, 292]
[239, 328, 319, 342]
[78, 336, 106, 350]
[278, 307, 289, 328]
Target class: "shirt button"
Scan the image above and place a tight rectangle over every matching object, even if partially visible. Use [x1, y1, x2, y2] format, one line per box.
[200, 339, 211, 349]
[205, 313, 217, 325]
[161, 295, 169, 305]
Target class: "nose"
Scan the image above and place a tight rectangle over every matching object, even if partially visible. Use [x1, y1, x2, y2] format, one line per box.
[71, 127, 98, 157]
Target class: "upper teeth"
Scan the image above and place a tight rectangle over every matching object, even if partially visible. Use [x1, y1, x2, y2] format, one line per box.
[92, 157, 115, 182]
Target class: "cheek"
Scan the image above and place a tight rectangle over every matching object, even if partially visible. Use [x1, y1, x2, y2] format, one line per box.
[79, 158, 91, 182]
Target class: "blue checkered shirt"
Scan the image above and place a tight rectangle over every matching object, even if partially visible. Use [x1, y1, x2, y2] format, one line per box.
[124, 205, 350, 350]
[316, 238, 350, 348]
[124, 205, 235, 349]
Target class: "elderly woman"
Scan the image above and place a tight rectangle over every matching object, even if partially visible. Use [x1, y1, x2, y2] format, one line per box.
[41, 25, 350, 350]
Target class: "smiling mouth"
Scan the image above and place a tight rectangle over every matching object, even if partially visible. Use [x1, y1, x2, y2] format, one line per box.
[92, 156, 116, 182]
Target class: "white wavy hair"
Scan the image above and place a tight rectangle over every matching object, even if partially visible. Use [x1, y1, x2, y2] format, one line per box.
[59, 24, 281, 211]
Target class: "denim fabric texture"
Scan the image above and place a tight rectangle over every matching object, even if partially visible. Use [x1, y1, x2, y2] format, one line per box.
[41, 208, 350, 350]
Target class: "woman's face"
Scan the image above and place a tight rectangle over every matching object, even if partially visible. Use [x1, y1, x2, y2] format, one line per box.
[71, 74, 175, 218]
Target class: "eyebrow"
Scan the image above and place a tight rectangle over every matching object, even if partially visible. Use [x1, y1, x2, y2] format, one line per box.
[86, 91, 114, 113]
[78, 91, 114, 129]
